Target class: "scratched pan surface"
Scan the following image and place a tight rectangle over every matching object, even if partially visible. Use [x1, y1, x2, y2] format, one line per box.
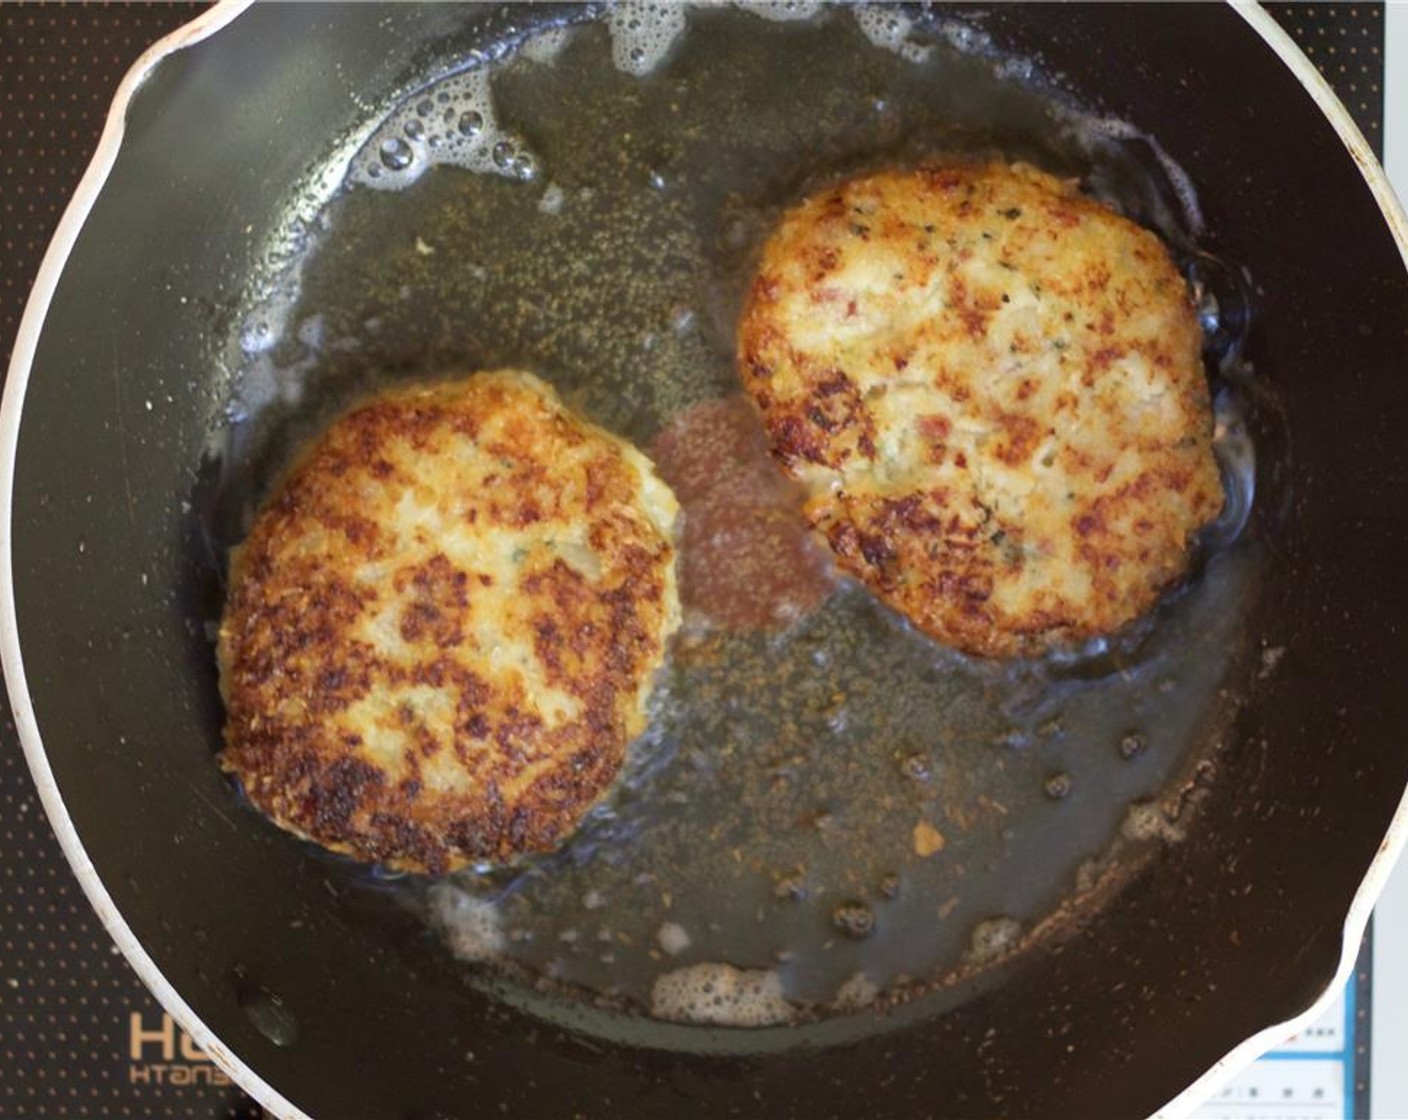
[5, 4, 1408, 1119]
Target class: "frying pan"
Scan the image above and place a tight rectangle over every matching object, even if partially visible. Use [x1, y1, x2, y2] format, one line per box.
[4, 3, 1408, 1117]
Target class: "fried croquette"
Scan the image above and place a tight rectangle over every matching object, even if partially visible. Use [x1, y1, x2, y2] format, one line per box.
[738, 161, 1223, 657]
[218, 371, 681, 871]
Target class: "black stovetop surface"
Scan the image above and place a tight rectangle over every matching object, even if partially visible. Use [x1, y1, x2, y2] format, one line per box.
[0, 4, 1386, 1116]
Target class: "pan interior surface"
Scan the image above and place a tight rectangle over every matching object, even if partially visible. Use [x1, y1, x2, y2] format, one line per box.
[207, 3, 1260, 1041]
[14, 3, 1408, 1118]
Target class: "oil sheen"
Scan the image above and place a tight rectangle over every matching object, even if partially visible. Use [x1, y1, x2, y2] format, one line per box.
[210, 5, 1262, 1038]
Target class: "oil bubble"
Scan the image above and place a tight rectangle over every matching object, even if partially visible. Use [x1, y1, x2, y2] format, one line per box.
[352, 68, 529, 190]
[774, 872, 808, 901]
[832, 901, 875, 939]
[734, 1, 824, 22]
[1205, 386, 1256, 547]
[520, 26, 572, 64]
[853, 6, 932, 64]
[609, 1, 688, 76]
[379, 137, 414, 171]
[1186, 251, 1251, 367]
[992, 727, 1029, 750]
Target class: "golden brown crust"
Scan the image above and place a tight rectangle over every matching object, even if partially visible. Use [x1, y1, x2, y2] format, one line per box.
[738, 162, 1223, 658]
[217, 371, 680, 872]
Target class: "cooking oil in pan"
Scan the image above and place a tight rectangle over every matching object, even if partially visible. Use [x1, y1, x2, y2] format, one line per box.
[210, 4, 1264, 1039]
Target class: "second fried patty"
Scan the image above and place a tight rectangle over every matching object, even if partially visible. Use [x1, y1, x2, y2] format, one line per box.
[738, 161, 1224, 657]
[217, 371, 681, 872]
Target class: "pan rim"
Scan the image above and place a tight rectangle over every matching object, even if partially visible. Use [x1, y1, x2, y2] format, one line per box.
[0, 4, 1405, 1120]
[1152, 15, 1408, 1118]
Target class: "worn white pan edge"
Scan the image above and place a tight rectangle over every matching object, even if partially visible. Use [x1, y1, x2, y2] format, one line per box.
[1158, 4, 1408, 1118]
[1, 4, 1404, 1119]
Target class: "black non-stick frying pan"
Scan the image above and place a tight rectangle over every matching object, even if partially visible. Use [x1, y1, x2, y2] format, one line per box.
[4, 4, 1408, 1118]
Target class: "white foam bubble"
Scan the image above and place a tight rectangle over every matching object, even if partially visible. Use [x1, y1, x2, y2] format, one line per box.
[520, 25, 573, 65]
[538, 182, 566, 215]
[228, 296, 320, 424]
[963, 916, 1023, 967]
[992, 53, 1035, 84]
[657, 921, 691, 956]
[831, 970, 879, 1010]
[294, 313, 325, 350]
[605, 1, 822, 77]
[935, 17, 992, 56]
[238, 308, 281, 356]
[852, 6, 932, 65]
[732, 0, 824, 22]
[349, 68, 533, 192]
[349, 1, 945, 193]
[431, 883, 506, 963]
[651, 962, 795, 1026]
[608, 1, 689, 77]
[1121, 799, 1186, 844]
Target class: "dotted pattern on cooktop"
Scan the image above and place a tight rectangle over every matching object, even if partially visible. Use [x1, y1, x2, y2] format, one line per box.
[1264, 2, 1385, 154]
[0, 4, 1389, 1118]
[2, 7, 262, 1117]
